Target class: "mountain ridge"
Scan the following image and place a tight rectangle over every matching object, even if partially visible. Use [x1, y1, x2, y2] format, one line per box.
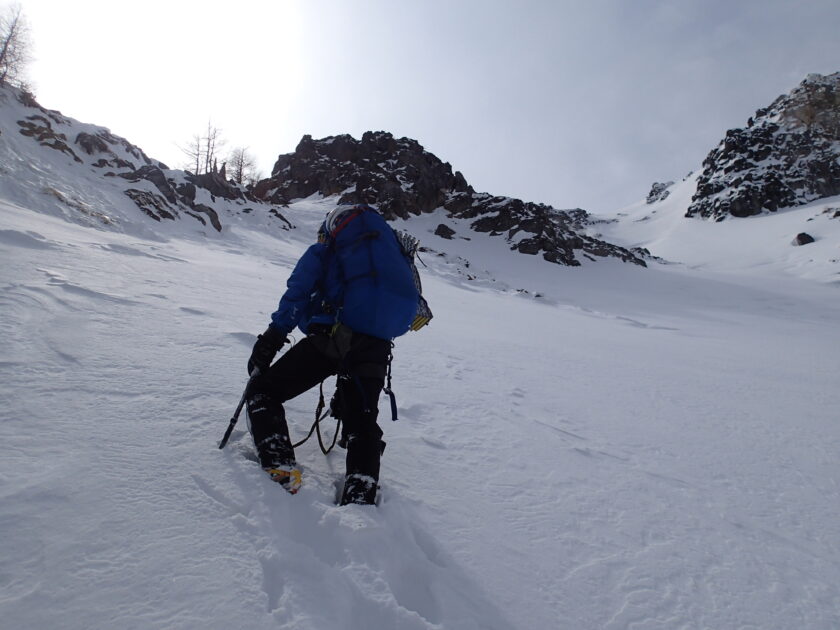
[4, 72, 840, 276]
[1, 85, 645, 267]
[255, 130, 647, 266]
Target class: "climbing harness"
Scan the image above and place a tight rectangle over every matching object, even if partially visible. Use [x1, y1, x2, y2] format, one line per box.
[292, 381, 342, 455]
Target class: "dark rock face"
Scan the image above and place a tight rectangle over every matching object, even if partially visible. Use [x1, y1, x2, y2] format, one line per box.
[124, 189, 176, 222]
[446, 194, 645, 266]
[188, 172, 245, 201]
[190, 203, 223, 231]
[119, 165, 178, 204]
[257, 131, 646, 267]
[434, 224, 456, 239]
[687, 73, 840, 220]
[257, 132, 470, 219]
[75, 132, 110, 155]
[17, 115, 82, 163]
[793, 232, 815, 246]
[646, 181, 674, 204]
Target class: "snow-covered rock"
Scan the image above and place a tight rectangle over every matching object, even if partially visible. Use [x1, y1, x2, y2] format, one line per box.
[2, 87, 647, 267]
[598, 173, 840, 284]
[687, 72, 840, 220]
[0, 84, 290, 236]
[257, 131, 648, 266]
[645, 181, 674, 204]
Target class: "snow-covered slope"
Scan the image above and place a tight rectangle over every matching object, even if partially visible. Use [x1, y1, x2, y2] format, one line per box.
[3, 190, 840, 629]
[596, 173, 840, 285]
[594, 72, 840, 286]
[0, 86, 292, 240]
[3, 75, 840, 629]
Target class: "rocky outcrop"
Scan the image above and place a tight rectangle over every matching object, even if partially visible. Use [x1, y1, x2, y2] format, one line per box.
[434, 224, 456, 239]
[687, 72, 840, 221]
[119, 165, 177, 203]
[442, 193, 645, 266]
[17, 114, 82, 163]
[255, 132, 470, 219]
[75, 132, 110, 155]
[188, 172, 245, 202]
[7, 88, 280, 233]
[257, 131, 647, 267]
[646, 181, 674, 204]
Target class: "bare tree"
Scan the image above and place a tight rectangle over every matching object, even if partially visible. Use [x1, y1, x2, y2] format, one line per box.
[246, 169, 264, 189]
[179, 122, 225, 175]
[227, 146, 258, 184]
[180, 133, 202, 174]
[0, 4, 31, 88]
[202, 121, 225, 175]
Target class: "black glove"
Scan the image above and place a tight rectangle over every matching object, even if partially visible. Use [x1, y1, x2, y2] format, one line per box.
[248, 326, 287, 375]
[328, 389, 342, 419]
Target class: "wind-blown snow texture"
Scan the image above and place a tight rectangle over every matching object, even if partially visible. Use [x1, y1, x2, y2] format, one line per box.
[3, 192, 840, 628]
[3, 91, 840, 629]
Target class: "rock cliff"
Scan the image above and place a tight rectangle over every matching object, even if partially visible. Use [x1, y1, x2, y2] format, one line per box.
[687, 72, 840, 221]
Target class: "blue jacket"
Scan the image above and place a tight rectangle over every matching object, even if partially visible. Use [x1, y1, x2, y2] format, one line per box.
[268, 208, 419, 340]
[269, 243, 338, 335]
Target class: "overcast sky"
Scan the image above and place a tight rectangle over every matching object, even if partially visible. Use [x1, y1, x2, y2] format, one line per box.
[14, 0, 840, 213]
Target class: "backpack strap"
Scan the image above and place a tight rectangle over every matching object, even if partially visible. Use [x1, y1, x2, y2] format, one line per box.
[328, 204, 372, 239]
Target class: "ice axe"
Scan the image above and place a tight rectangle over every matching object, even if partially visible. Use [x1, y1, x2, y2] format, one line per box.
[218, 369, 260, 449]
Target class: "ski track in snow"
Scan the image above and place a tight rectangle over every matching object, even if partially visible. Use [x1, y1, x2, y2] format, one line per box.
[2, 198, 840, 629]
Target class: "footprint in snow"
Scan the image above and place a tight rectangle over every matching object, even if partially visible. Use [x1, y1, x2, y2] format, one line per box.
[228, 331, 257, 346]
[179, 306, 208, 316]
[421, 437, 447, 450]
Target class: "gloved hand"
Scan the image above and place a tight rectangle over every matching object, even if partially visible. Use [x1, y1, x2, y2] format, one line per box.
[248, 326, 287, 375]
[328, 389, 342, 419]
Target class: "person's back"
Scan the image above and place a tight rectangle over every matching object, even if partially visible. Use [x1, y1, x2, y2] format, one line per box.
[328, 205, 419, 339]
[242, 203, 426, 505]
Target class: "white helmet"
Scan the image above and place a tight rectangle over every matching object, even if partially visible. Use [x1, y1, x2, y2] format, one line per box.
[323, 204, 369, 237]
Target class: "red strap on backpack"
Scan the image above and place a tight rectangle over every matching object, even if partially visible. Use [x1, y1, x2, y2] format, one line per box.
[329, 206, 366, 238]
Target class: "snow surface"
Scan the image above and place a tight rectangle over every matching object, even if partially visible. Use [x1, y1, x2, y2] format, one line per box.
[3, 86, 840, 628]
[595, 173, 840, 286]
[2, 191, 840, 629]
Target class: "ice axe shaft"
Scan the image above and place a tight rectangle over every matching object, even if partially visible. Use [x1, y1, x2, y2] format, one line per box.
[218, 369, 259, 449]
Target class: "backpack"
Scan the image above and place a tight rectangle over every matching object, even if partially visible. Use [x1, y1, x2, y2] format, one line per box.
[392, 228, 433, 331]
[327, 206, 432, 339]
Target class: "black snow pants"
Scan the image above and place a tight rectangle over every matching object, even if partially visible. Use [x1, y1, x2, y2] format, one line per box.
[245, 324, 391, 501]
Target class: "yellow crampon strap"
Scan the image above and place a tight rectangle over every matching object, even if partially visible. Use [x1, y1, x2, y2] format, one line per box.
[264, 468, 302, 494]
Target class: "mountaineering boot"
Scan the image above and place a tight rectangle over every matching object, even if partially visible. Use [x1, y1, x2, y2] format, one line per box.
[339, 473, 378, 505]
[247, 390, 300, 493]
[255, 434, 301, 493]
[264, 466, 302, 494]
[247, 393, 295, 466]
[339, 427, 383, 506]
[254, 434, 295, 469]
